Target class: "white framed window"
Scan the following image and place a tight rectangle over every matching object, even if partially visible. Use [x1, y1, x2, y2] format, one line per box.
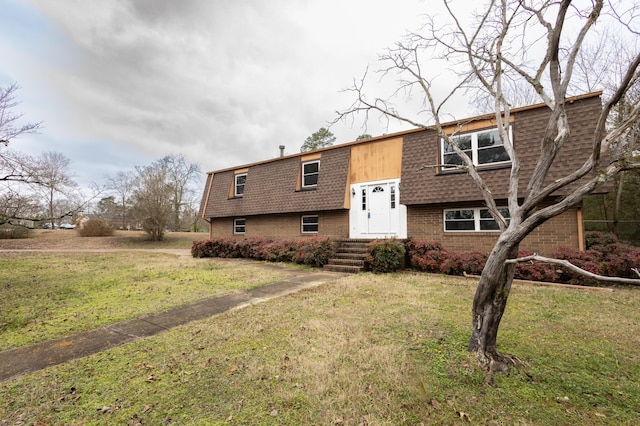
[302, 161, 320, 188]
[301, 215, 319, 233]
[444, 207, 510, 232]
[442, 128, 510, 169]
[233, 218, 246, 234]
[234, 173, 247, 197]
[390, 185, 396, 209]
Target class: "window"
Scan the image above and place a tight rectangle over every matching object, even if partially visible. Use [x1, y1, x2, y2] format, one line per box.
[302, 161, 320, 188]
[301, 215, 319, 233]
[233, 218, 246, 234]
[361, 188, 366, 211]
[444, 207, 510, 232]
[442, 128, 510, 168]
[390, 185, 396, 209]
[234, 173, 247, 197]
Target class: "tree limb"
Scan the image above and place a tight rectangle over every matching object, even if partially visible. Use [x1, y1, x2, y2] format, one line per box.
[505, 254, 640, 285]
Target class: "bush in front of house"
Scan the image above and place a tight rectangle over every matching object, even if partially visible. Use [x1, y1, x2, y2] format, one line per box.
[440, 250, 487, 276]
[603, 248, 640, 279]
[406, 235, 639, 285]
[365, 239, 406, 273]
[291, 237, 337, 267]
[405, 240, 446, 273]
[514, 250, 559, 283]
[77, 219, 114, 237]
[191, 237, 337, 267]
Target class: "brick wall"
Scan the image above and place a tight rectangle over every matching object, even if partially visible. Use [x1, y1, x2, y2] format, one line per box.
[209, 210, 349, 240]
[407, 205, 582, 255]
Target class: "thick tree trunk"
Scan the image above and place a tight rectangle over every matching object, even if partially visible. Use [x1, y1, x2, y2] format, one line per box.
[468, 232, 520, 372]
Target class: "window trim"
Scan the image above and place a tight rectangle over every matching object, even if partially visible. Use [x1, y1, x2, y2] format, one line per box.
[234, 173, 247, 197]
[443, 207, 510, 232]
[301, 160, 320, 189]
[301, 215, 319, 234]
[233, 218, 246, 234]
[441, 127, 511, 170]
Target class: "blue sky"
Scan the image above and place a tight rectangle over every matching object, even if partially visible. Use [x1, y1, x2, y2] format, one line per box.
[1, 0, 441, 190]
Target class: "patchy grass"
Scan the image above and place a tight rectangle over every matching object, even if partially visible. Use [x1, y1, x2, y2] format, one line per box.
[0, 252, 287, 350]
[118, 231, 210, 249]
[0, 271, 638, 425]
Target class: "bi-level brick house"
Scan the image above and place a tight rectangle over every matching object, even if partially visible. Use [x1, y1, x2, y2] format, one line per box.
[200, 92, 605, 255]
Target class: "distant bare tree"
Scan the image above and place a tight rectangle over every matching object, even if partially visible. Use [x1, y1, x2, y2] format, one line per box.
[107, 171, 135, 230]
[32, 151, 78, 229]
[164, 154, 201, 231]
[131, 159, 173, 240]
[338, 0, 640, 371]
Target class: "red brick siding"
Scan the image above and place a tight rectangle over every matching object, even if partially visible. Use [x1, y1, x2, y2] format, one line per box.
[208, 210, 349, 240]
[407, 205, 581, 255]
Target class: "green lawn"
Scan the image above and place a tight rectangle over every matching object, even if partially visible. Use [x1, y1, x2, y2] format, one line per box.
[0, 252, 287, 350]
[1, 255, 639, 425]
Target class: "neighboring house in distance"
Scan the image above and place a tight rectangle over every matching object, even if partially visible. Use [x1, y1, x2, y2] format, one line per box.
[199, 92, 606, 255]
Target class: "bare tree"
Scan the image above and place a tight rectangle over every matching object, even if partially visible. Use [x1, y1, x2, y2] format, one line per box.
[0, 83, 42, 226]
[131, 159, 174, 241]
[106, 171, 135, 230]
[338, 0, 640, 371]
[164, 154, 201, 231]
[32, 151, 78, 229]
[0, 83, 41, 146]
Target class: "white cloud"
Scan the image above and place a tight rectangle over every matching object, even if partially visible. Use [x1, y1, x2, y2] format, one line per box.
[7, 0, 456, 187]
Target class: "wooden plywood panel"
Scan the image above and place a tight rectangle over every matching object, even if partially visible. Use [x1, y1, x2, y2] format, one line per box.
[350, 137, 403, 183]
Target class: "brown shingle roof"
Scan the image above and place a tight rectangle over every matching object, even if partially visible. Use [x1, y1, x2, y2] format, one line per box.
[203, 147, 350, 218]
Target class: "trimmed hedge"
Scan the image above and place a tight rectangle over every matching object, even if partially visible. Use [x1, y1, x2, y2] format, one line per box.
[407, 231, 640, 285]
[191, 237, 337, 268]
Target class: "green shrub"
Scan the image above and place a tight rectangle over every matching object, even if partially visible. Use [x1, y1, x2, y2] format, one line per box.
[365, 239, 406, 273]
[0, 224, 33, 239]
[77, 220, 114, 237]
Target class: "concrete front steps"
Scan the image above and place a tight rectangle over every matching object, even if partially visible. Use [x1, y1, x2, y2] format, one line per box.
[323, 239, 373, 274]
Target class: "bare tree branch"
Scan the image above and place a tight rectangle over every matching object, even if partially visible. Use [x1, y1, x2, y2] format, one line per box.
[506, 254, 640, 285]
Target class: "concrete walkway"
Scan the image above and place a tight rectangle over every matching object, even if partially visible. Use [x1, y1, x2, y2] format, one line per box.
[0, 263, 346, 383]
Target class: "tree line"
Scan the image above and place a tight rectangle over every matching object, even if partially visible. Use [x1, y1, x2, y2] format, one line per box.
[0, 83, 203, 241]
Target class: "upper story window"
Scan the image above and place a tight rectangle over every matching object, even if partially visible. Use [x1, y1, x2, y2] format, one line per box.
[444, 207, 510, 232]
[442, 128, 510, 169]
[302, 160, 320, 188]
[234, 173, 247, 197]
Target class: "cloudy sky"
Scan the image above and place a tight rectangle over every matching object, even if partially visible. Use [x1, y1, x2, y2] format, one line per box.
[2, 0, 456, 190]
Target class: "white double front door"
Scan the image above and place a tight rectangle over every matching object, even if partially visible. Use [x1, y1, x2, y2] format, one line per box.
[349, 178, 407, 239]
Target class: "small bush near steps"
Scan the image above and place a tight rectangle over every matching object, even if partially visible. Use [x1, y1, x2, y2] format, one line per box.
[365, 239, 406, 273]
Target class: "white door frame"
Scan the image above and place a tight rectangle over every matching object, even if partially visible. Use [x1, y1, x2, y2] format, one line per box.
[349, 178, 407, 239]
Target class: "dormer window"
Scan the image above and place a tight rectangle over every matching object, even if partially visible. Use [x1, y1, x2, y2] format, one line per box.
[302, 160, 320, 188]
[234, 173, 247, 197]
